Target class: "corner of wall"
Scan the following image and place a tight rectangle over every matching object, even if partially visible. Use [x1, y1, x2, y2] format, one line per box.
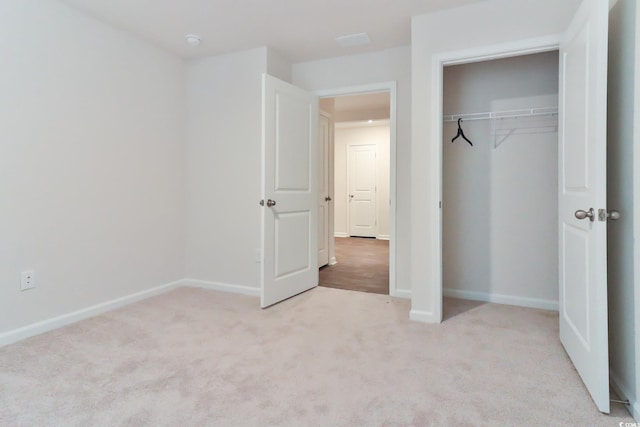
[266, 47, 292, 83]
[184, 47, 266, 288]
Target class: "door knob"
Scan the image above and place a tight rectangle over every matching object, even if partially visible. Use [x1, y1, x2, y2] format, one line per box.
[349, 194, 354, 199]
[266, 199, 276, 207]
[325, 196, 332, 202]
[575, 208, 595, 222]
[598, 209, 621, 221]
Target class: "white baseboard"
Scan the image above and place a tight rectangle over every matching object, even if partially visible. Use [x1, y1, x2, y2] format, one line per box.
[0, 280, 182, 348]
[334, 232, 348, 238]
[329, 257, 337, 266]
[393, 289, 412, 300]
[443, 288, 559, 311]
[409, 309, 439, 323]
[610, 369, 639, 421]
[376, 235, 390, 241]
[183, 278, 260, 297]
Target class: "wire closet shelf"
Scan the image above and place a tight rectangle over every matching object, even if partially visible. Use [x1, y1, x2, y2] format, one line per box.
[443, 106, 558, 122]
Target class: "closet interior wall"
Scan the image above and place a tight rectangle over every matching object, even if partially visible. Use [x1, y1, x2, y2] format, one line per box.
[442, 51, 560, 308]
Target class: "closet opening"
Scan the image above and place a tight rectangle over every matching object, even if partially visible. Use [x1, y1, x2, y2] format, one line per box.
[441, 50, 560, 320]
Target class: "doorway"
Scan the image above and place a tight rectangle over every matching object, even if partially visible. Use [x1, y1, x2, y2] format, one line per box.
[314, 85, 396, 296]
[442, 51, 560, 313]
[428, 0, 611, 411]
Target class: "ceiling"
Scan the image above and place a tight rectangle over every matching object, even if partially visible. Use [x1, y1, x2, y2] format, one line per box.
[334, 92, 389, 114]
[58, 0, 485, 63]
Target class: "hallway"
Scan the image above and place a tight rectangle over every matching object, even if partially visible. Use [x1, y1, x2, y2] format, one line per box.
[319, 237, 389, 295]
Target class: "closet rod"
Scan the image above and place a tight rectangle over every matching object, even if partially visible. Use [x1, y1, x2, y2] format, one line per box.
[443, 106, 558, 123]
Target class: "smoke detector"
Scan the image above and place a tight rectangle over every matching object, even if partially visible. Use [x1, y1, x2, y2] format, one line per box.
[185, 34, 202, 47]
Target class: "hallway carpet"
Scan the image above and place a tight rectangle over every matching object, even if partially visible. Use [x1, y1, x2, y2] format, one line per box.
[0, 287, 633, 426]
[319, 237, 389, 294]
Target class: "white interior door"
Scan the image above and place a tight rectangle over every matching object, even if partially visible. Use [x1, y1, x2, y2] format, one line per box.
[558, 0, 610, 413]
[261, 74, 318, 308]
[318, 113, 330, 267]
[348, 144, 377, 238]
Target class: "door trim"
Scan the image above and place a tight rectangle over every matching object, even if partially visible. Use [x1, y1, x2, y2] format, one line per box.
[314, 82, 398, 297]
[427, 35, 562, 322]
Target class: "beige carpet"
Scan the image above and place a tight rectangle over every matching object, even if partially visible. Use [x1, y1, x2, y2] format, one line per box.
[0, 287, 633, 426]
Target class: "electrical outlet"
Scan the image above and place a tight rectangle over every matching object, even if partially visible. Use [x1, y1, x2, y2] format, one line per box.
[21, 270, 35, 291]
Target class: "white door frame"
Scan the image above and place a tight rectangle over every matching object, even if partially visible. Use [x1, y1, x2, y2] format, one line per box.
[314, 82, 398, 297]
[429, 36, 562, 322]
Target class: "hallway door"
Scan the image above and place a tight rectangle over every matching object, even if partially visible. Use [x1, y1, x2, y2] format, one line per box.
[348, 144, 377, 237]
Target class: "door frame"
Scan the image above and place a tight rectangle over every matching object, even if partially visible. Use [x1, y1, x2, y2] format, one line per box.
[314, 82, 398, 297]
[429, 35, 562, 322]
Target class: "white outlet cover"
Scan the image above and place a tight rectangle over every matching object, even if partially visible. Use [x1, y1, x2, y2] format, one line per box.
[21, 270, 35, 291]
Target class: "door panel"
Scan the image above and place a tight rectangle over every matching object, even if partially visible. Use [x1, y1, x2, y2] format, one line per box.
[558, 0, 609, 413]
[275, 211, 311, 278]
[262, 74, 318, 308]
[275, 95, 311, 191]
[562, 224, 589, 345]
[349, 144, 377, 237]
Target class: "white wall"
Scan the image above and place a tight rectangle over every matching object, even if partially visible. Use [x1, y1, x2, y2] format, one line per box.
[442, 52, 559, 308]
[266, 48, 292, 83]
[607, 0, 639, 418]
[292, 46, 411, 292]
[185, 48, 268, 291]
[635, 2, 640, 418]
[334, 124, 390, 240]
[410, 0, 582, 321]
[0, 0, 186, 335]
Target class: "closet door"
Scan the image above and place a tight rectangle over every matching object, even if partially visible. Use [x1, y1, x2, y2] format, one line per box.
[558, 0, 610, 414]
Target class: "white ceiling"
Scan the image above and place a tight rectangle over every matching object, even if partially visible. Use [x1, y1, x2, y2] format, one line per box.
[58, 0, 485, 63]
[332, 92, 391, 122]
[334, 92, 390, 114]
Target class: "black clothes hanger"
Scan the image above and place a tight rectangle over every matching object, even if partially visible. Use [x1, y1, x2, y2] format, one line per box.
[451, 118, 473, 146]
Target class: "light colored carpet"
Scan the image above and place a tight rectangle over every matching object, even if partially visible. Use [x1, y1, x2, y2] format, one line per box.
[0, 286, 633, 426]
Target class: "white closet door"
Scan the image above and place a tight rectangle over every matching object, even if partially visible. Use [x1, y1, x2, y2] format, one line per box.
[558, 0, 610, 413]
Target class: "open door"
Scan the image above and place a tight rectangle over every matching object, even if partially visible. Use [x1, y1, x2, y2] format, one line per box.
[261, 74, 319, 308]
[559, 0, 610, 413]
[318, 112, 330, 267]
